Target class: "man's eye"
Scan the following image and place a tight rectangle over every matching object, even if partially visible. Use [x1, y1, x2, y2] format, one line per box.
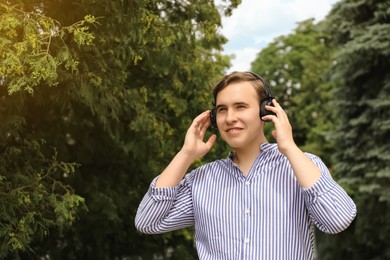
[217, 107, 226, 113]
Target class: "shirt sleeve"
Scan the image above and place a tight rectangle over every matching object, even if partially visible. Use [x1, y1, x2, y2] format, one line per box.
[134, 173, 195, 234]
[302, 154, 357, 234]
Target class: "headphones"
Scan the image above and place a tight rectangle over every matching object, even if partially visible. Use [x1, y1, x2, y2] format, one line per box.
[210, 71, 275, 128]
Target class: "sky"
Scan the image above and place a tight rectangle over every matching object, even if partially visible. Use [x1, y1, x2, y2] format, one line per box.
[220, 0, 339, 72]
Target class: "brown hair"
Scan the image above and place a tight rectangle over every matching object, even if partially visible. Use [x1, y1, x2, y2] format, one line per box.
[212, 71, 268, 104]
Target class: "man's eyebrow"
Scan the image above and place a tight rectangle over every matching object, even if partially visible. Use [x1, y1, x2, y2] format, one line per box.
[215, 102, 248, 109]
[215, 104, 226, 110]
[234, 102, 248, 106]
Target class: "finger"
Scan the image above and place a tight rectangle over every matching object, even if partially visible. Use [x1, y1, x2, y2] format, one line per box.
[272, 130, 277, 139]
[191, 110, 210, 130]
[205, 134, 217, 149]
[262, 114, 278, 124]
[199, 118, 211, 137]
[264, 101, 280, 113]
[198, 111, 211, 127]
[266, 99, 288, 121]
[265, 99, 285, 110]
[272, 99, 282, 108]
[193, 110, 210, 124]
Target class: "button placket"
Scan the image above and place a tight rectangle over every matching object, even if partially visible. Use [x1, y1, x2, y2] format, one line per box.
[243, 179, 251, 252]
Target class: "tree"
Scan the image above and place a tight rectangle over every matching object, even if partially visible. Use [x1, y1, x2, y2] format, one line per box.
[1, 0, 240, 258]
[318, 0, 390, 259]
[0, 2, 95, 258]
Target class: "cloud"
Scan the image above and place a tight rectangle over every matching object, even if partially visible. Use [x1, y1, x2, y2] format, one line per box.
[286, 0, 337, 21]
[226, 48, 260, 73]
[221, 0, 296, 46]
[220, 0, 338, 71]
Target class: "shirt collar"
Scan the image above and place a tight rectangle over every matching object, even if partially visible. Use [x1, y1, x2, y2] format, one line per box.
[260, 142, 275, 153]
[227, 142, 274, 162]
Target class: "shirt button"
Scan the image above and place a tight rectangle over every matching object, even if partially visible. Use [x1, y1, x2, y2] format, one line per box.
[245, 209, 250, 214]
[244, 238, 250, 244]
[245, 181, 250, 186]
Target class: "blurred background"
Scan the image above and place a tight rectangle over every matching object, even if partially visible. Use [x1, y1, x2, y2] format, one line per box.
[0, 0, 389, 259]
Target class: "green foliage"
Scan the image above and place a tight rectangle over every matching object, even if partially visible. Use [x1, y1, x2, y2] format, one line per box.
[0, 139, 86, 258]
[318, 0, 390, 259]
[1, 0, 236, 258]
[0, 2, 97, 258]
[0, 3, 96, 95]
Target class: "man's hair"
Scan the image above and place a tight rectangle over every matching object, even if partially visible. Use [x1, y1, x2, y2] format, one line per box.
[212, 71, 267, 104]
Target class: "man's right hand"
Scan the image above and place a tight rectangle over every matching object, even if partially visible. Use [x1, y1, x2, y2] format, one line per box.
[155, 111, 216, 188]
[180, 110, 217, 161]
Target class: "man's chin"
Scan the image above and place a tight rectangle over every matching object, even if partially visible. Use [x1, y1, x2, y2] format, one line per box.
[224, 140, 243, 150]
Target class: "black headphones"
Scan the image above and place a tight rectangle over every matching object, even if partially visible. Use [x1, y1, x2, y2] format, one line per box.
[210, 71, 275, 128]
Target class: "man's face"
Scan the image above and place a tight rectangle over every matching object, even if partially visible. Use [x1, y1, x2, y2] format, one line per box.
[215, 81, 263, 150]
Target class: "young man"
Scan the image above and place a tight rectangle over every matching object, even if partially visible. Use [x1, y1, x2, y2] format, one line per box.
[135, 71, 357, 259]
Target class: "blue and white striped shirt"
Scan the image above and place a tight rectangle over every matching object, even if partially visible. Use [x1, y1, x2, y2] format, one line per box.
[135, 143, 357, 260]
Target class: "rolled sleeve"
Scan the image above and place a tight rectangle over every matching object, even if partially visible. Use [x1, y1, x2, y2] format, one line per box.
[303, 172, 337, 205]
[135, 174, 195, 234]
[150, 177, 178, 201]
[302, 154, 357, 234]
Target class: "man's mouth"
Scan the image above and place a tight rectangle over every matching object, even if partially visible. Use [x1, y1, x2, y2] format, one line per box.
[226, 127, 243, 133]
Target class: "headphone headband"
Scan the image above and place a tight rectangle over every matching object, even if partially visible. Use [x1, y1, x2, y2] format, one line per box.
[246, 71, 273, 99]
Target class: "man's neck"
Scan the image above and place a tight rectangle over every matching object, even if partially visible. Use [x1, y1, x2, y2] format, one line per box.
[233, 143, 265, 176]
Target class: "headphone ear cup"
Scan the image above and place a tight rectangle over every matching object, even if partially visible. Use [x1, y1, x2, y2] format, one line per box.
[210, 108, 218, 128]
[260, 99, 275, 122]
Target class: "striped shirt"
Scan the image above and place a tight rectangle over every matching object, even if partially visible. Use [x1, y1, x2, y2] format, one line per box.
[135, 143, 357, 260]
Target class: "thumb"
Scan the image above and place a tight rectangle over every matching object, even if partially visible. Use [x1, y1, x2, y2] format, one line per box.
[206, 134, 217, 150]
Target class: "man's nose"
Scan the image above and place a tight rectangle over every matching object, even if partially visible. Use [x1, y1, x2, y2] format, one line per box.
[225, 109, 237, 123]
